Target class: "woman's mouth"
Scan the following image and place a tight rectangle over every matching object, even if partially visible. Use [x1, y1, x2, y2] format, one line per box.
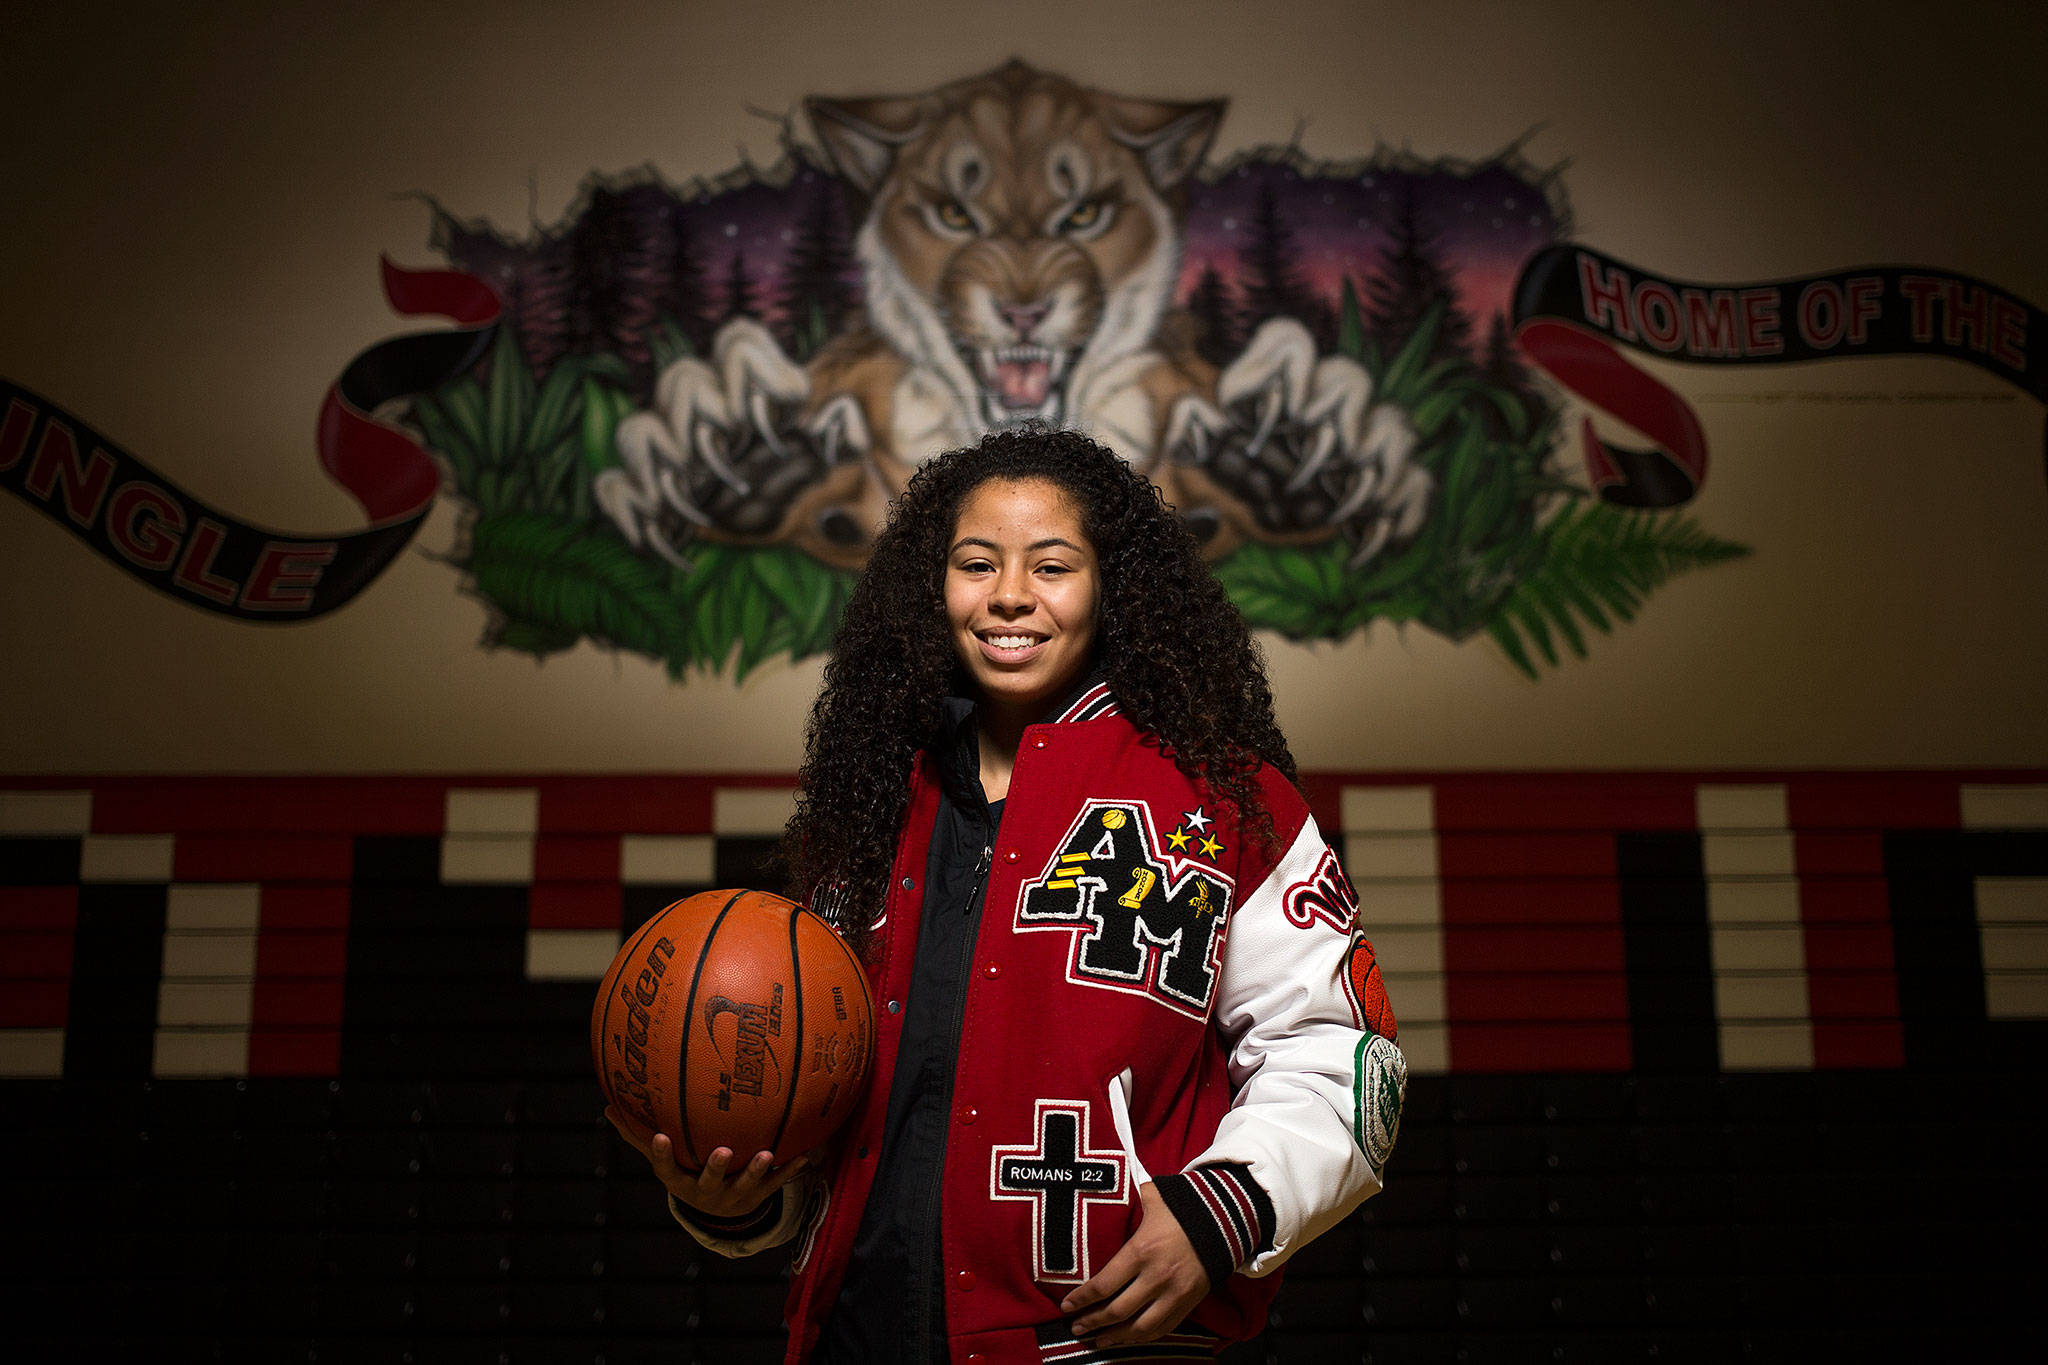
[977, 630, 1048, 662]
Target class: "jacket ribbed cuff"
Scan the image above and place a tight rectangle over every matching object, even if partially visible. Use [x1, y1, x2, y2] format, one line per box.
[1151, 1162, 1275, 1287]
[669, 1189, 782, 1241]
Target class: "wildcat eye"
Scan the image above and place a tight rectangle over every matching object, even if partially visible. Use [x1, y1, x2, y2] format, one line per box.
[935, 199, 975, 232]
[1059, 200, 1110, 234]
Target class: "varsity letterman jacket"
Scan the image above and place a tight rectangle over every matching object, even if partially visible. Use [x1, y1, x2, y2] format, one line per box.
[676, 682, 1407, 1364]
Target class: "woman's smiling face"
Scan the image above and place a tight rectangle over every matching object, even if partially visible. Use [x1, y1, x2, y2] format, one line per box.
[944, 477, 1101, 718]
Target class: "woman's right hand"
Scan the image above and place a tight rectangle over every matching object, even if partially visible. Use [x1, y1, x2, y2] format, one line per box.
[605, 1105, 810, 1219]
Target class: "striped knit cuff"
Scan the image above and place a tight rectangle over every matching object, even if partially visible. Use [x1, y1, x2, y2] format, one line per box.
[1151, 1163, 1276, 1288]
[669, 1189, 782, 1241]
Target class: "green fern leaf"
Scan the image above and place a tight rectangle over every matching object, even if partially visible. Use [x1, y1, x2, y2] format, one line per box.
[466, 513, 685, 660]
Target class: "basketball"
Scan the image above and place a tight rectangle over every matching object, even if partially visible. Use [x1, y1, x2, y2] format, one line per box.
[592, 888, 873, 1167]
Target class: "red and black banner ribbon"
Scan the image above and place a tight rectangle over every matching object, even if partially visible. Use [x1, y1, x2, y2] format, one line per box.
[1511, 244, 2047, 507]
[0, 260, 498, 619]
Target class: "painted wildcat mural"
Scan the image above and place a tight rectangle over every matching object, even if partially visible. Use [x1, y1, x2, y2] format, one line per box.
[424, 59, 1732, 678]
[9, 60, 2037, 681]
[591, 62, 1427, 575]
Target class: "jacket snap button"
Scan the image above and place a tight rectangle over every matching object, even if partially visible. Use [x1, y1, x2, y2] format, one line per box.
[966, 1355, 985, 1364]
[901, 877, 914, 891]
[955, 1270, 977, 1292]
[957, 1106, 977, 1126]
[983, 962, 1001, 979]
[1031, 737, 1047, 749]
[887, 1000, 901, 1014]
[1002, 849, 1019, 863]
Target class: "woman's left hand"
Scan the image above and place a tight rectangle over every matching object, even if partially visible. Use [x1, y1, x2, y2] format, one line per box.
[1058, 1182, 1210, 1345]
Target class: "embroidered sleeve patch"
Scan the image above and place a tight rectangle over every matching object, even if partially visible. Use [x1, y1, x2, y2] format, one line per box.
[1352, 1032, 1406, 1172]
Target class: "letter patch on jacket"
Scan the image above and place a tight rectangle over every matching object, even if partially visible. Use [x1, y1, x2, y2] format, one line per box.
[989, 1099, 1129, 1283]
[1015, 799, 1234, 1019]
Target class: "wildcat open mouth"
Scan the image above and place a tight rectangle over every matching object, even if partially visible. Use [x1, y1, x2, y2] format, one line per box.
[973, 345, 1071, 426]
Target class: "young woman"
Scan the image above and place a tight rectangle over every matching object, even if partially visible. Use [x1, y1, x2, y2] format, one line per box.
[611, 427, 1406, 1364]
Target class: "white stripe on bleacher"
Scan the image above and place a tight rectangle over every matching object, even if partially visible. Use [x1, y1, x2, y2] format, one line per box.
[440, 835, 535, 884]
[445, 787, 540, 834]
[1342, 785, 1444, 1074]
[79, 834, 174, 882]
[1961, 785, 2048, 830]
[0, 1030, 64, 1077]
[1975, 878, 2048, 1019]
[0, 790, 91, 835]
[154, 885, 260, 1077]
[527, 929, 622, 981]
[152, 1030, 249, 1078]
[1698, 784, 1812, 1070]
[441, 787, 539, 884]
[714, 786, 798, 836]
[620, 834, 715, 884]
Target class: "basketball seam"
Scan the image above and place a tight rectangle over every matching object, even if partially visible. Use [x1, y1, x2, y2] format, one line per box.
[769, 904, 805, 1157]
[677, 889, 748, 1169]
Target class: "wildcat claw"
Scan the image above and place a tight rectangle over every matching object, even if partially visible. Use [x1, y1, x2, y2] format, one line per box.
[691, 420, 752, 494]
[1346, 517, 1393, 569]
[1285, 423, 1337, 492]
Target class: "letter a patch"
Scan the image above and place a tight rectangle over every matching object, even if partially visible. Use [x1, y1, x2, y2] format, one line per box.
[988, 1099, 1129, 1283]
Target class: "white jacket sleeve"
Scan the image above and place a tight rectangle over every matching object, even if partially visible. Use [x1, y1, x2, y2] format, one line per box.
[1185, 814, 1407, 1275]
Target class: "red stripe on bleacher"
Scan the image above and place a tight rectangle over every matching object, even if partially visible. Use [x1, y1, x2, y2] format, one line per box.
[249, 1030, 341, 1077]
[1439, 832, 1617, 880]
[89, 778, 446, 834]
[1796, 832, 1903, 1069]
[1789, 776, 1961, 830]
[0, 885, 79, 929]
[1451, 1023, 1632, 1071]
[0, 981, 69, 1028]
[174, 836, 354, 883]
[537, 777, 715, 833]
[529, 883, 621, 930]
[1435, 776, 1695, 831]
[535, 835, 621, 881]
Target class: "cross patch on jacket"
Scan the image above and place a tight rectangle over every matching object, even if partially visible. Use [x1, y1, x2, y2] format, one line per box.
[987, 1099, 1129, 1283]
[1014, 799, 1235, 1019]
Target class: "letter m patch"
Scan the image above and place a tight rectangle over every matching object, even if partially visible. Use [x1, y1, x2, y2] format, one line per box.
[1014, 799, 1233, 1019]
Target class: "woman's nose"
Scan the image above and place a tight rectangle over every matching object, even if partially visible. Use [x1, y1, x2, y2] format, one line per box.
[991, 567, 1032, 610]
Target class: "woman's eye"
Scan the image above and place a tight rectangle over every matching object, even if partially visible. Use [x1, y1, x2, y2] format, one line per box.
[935, 199, 975, 232]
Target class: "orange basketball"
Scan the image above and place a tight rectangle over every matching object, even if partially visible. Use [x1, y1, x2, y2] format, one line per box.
[592, 888, 873, 1167]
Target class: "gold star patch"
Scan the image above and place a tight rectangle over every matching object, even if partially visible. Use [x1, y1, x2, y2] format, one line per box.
[1167, 826, 1191, 851]
[1199, 834, 1224, 860]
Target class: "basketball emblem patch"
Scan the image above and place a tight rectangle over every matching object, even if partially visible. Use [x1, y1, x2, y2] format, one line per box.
[1342, 932, 1397, 1040]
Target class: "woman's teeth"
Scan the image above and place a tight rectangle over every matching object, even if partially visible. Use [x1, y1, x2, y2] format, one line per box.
[985, 634, 1041, 650]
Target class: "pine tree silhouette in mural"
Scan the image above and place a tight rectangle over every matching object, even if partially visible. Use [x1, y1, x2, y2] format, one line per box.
[659, 213, 714, 360]
[565, 185, 673, 394]
[721, 249, 760, 326]
[777, 181, 857, 360]
[1236, 179, 1331, 347]
[1481, 310, 1530, 393]
[1362, 185, 1473, 367]
[1185, 264, 1241, 367]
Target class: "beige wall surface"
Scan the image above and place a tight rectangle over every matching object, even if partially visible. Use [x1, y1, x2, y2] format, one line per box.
[2, 1, 2044, 773]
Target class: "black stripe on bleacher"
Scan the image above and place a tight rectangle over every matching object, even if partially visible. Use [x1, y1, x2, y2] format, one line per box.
[1615, 832, 1717, 1072]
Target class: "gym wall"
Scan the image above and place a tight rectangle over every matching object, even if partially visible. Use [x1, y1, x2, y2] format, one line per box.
[3, 2, 2044, 1360]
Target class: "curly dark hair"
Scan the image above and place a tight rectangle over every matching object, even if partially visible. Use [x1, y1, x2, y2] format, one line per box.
[779, 426, 1298, 946]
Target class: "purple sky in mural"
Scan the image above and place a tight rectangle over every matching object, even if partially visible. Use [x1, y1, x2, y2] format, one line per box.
[438, 150, 1563, 376]
[1177, 158, 1561, 331]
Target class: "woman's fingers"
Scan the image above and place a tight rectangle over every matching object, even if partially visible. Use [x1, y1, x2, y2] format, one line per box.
[757, 1154, 810, 1195]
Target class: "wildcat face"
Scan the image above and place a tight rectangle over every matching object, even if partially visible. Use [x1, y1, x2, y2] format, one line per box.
[809, 62, 1220, 434]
